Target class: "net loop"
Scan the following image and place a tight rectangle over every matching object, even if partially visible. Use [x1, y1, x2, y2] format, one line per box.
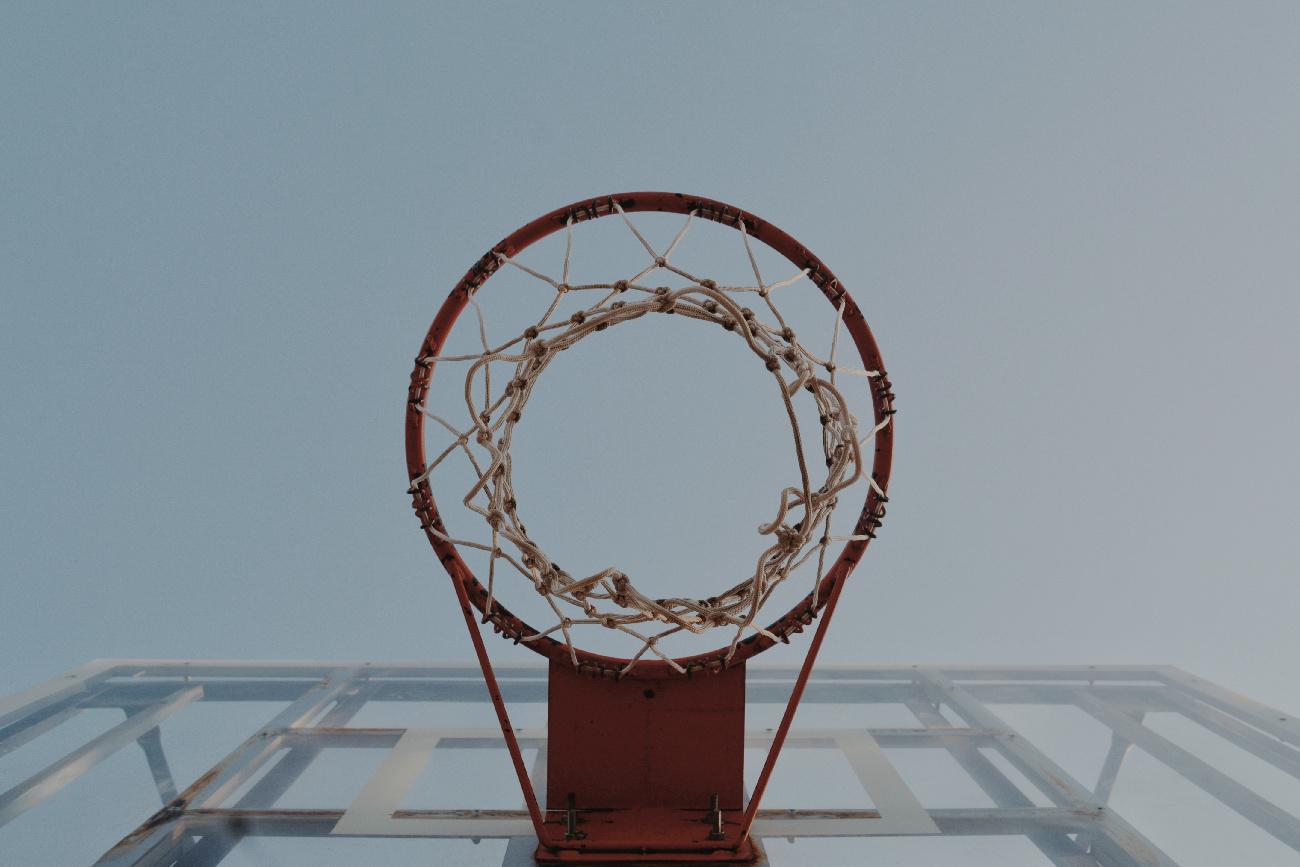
[414, 206, 886, 673]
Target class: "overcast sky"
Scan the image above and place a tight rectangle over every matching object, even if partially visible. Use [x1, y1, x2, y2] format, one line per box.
[3, 3, 1298, 865]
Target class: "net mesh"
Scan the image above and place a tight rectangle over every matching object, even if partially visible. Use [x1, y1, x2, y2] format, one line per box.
[412, 205, 889, 675]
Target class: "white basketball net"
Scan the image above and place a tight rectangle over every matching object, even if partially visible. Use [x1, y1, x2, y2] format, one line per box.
[414, 205, 890, 674]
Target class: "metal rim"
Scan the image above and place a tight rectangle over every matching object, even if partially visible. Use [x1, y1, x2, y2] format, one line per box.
[406, 192, 894, 677]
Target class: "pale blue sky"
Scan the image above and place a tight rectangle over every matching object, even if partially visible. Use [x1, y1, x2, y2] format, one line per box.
[5, 0, 1299, 703]
[2, 3, 1299, 861]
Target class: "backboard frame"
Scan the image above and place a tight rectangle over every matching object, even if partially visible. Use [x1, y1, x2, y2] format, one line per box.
[4, 660, 1299, 865]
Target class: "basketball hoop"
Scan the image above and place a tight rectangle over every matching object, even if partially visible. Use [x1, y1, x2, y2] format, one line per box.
[406, 192, 894, 862]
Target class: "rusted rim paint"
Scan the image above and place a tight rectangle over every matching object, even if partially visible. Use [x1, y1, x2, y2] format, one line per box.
[406, 192, 894, 678]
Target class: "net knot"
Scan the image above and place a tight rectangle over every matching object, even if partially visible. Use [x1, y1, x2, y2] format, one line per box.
[776, 527, 802, 551]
